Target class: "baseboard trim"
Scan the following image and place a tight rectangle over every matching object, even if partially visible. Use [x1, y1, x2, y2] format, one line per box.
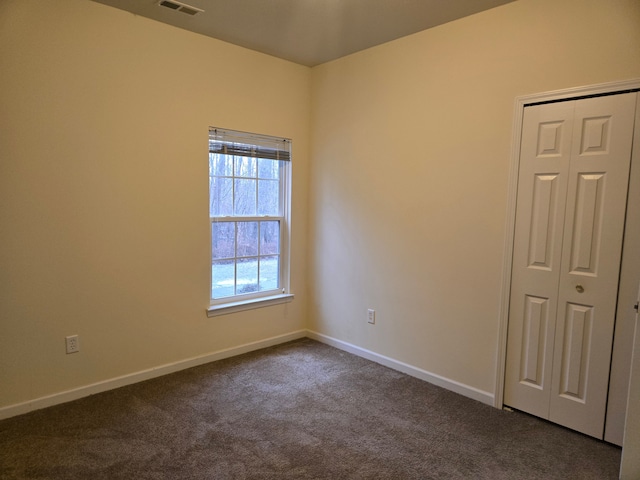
[1, 328, 494, 420]
[0, 330, 307, 420]
[306, 330, 495, 406]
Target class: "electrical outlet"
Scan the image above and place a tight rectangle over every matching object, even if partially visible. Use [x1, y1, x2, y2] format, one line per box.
[367, 309, 375, 324]
[65, 335, 80, 354]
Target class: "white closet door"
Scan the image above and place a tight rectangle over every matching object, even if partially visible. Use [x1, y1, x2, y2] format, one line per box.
[549, 93, 636, 437]
[505, 92, 637, 438]
[504, 101, 575, 417]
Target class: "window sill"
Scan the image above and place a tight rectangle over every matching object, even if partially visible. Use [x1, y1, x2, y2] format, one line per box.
[206, 293, 294, 317]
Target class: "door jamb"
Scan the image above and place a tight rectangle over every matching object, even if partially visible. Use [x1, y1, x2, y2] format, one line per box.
[494, 78, 640, 409]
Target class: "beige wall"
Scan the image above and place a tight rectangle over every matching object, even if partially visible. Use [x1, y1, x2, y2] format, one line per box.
[2, 0, 640, 432]
[309, 0, 640, 396]
[0, 0, 310, 408]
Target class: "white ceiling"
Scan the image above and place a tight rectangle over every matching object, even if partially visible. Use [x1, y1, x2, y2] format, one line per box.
[90, 0, 516, 67]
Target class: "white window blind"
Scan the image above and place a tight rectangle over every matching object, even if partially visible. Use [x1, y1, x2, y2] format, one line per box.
[209, 128, 291, 162]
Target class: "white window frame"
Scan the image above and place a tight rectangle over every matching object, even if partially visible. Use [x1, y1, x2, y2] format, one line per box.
[207, 128, 293, 317]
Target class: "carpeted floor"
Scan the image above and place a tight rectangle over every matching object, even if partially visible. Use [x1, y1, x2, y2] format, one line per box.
[0, 338, 621, 479]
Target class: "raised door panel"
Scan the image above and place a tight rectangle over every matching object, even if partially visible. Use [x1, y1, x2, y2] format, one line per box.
[557, 303, 593, 401]
[519, 295, 550, 388]
[528, 174, 560, 270]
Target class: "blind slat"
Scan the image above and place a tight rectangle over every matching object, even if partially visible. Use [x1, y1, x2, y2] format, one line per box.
[209, 128, 291, 162]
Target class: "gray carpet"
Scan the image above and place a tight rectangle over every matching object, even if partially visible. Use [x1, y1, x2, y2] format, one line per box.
[0, 338, 621, 479]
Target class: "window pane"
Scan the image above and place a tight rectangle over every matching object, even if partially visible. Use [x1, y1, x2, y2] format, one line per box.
[234, 179, 256, 215]
[237, 221, 258, 257]
[209, 154, 232, 177]
[210, 177, 233, 216]
[257, 179, 279, 215]
[212, 260, 235, 299]
[259, 256, 279, 291]
[237, 257, 258, 294]
[234, 156, 256, 178]
[260, 221, 280, 255]
[211, 222, 235, 259]
[258, 159, 279, 180]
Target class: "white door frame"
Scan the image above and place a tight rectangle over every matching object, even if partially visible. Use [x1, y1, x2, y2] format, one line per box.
[495, 77, 640, 409]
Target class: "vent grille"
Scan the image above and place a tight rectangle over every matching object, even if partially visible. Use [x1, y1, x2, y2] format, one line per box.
[158, 0, 203, 16]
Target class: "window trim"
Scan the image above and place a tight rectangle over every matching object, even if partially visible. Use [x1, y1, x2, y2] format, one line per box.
[206, 293, 294, 317]
[208, 127, 292, 313]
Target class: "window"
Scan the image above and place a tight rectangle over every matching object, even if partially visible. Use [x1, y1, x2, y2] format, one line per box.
[207, 128, 293, 316]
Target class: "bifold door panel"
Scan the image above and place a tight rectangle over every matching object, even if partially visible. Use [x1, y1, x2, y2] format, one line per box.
[505, 92, 637, 438]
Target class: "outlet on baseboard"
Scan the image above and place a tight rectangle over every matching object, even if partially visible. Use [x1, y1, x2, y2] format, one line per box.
[65, 335, 80, 354]
[367, 309, 375, 324]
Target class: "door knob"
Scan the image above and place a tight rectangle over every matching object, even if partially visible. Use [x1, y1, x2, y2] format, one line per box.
[576, 284, 585, 293]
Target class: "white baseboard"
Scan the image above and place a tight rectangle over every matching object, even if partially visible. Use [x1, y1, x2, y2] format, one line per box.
[306, 330, 495, 406]
[0, 330, 307, 421]
[1, 328, 494, 420]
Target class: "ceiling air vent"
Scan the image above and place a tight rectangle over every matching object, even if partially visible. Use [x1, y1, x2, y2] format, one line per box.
[158, 0, 203, 16]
